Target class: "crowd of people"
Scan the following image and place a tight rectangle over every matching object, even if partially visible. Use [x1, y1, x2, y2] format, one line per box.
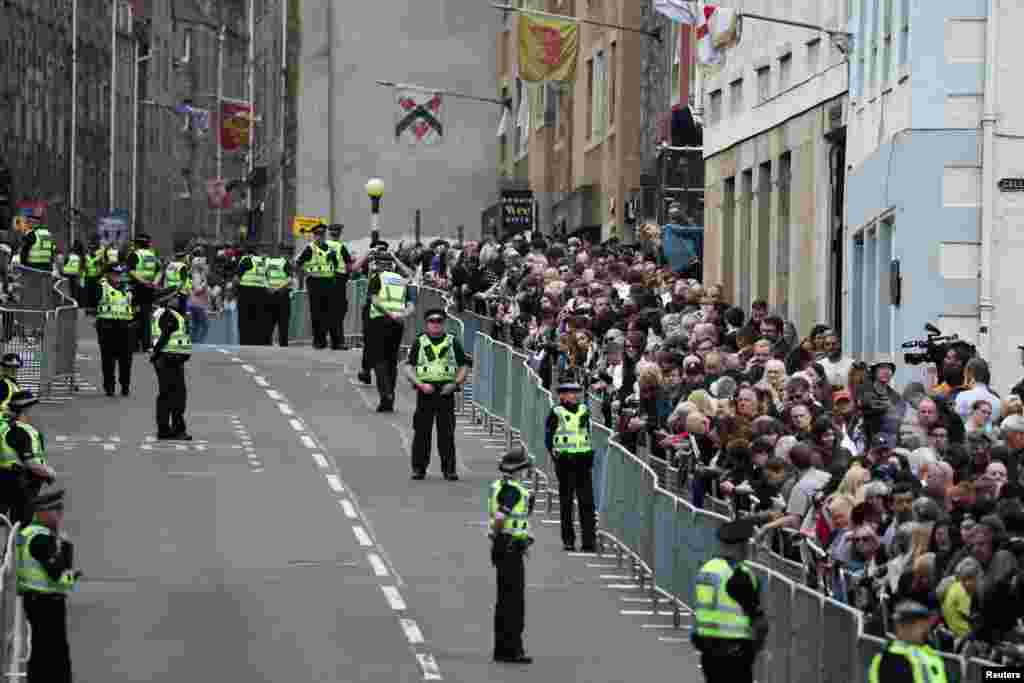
[382, 227, 1024, 663]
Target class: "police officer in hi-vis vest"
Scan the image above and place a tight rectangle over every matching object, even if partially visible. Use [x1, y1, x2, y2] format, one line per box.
[82, 237, 102, 312]
[296, 224, 340, 350]
[19, 223, 55, 271]
[161, 245, 192, 313]
[868, 601, 950, 683]
[691, 518, 768, 683]
[365, 246, 414, 412]
[544, 382, 597, 552]
[126, 233, 160, 352]
[405, 307, 468, 480]
[237, 244, 268, 345]
[151, 287, 192, 440]
[0, 391, 57, 525]
[60, 241, 84, 305]
[326, 224, 353, 349]
[264, 243, 294, 346]
[95, 264, 135, 396]
[489, 446, 535, 664]
[17, 488, 81, 683]
[0, 352, 23, 426]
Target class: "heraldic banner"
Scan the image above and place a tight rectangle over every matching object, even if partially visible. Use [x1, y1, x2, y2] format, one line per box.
[220, 100, 253, 151]
[395, 89, 443, 146]
[517, 13, 579, 83]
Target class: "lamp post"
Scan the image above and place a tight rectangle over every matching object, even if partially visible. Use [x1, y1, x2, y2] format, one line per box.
[366, 177, 384, 237]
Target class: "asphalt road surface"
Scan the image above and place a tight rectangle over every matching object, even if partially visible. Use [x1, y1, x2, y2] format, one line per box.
[41, 321, 701, 682]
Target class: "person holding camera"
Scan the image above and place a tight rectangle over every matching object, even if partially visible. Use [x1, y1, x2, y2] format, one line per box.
[857, 357, 906, 447]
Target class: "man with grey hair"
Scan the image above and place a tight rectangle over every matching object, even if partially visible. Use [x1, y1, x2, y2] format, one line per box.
[1001, 413, 1024, 485]
[938, 557, 982, 639]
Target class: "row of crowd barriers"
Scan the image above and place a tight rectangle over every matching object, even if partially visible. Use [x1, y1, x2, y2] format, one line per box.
[464, 327, 999, 683]
[0, 266, 79, 400]
[0, 517, 29, 680]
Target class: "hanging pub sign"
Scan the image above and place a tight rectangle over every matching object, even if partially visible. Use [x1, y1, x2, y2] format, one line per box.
[501, 190, 534, 234]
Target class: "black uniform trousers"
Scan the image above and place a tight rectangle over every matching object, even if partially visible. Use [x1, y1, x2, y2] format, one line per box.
[96, 324, 133, 393]
[267, 289, 291, 346]
[360, 302, 373, 378]
[699, 644, 755, 683]
[132, 284, 154, 351]
[553, 452, 597, 549]
[331, 277, 348, 349]
[493, 539, 528, 658]
[238, 286, 266, 346]
[0, 469, 32, 524]
[155, 355, 188, 435]
[411, 389, 456, 475]
[367, 316, 403, 405]
[306, 277, 335, 349]
[23, 593, 72, 683]
[83, 276, 99, 310]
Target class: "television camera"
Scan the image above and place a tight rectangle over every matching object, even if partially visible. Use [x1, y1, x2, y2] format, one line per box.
[901, 322, 976, 367]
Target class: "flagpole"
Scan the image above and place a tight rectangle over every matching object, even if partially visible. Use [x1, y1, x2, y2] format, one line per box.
[215, 24, 225, 243]
[109, 0, 117, 211]
[278, 0, 287, 247]
[247, 0, 255, 242]
[69, 0, 78, 246]
[739, 11, 852, 36]
[375, 80, 509, 107]
[490, 3, 662, 41]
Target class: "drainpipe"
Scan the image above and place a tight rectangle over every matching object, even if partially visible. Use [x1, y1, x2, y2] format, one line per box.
[978, 0, 998, 362]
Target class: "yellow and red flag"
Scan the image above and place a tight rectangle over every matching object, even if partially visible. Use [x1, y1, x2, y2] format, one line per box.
[517, 13, 579, 83]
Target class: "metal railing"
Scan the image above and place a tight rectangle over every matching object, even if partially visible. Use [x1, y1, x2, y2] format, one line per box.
[465, 329, 999, 683]
[0, 516, 26, 680]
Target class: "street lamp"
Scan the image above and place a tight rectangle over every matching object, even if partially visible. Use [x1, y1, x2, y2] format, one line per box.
[366, 178, 384, 237]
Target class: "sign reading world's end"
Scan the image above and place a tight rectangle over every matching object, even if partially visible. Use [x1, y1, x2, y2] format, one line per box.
[501, 190, 534, 234]
[998, 178, 1024, 192]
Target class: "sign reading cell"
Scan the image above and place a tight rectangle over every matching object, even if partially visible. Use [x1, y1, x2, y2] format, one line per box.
[998, 178, 1024, 192]
[501, 191, 534, 232]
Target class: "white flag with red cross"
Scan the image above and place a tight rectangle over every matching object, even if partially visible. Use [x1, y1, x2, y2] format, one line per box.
[654, 1, 741, 67]
[395, 89, 444, 146]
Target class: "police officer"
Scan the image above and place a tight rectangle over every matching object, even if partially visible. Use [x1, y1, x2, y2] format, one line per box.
[126, 233, 160, 352]
[0, 391, 57, 524]
[95, 264, 135, 396]
[544, 382, 597, 552]
[162, 245, 192, 312]
[326, 224, 353, 349]
[405, 308, 467, 480]
[691, 518, 768, 683]
[868, 601, 949, 683]
[151, 287, 192, 440]
[489, 446, 535, 664]
[61, 241, 84, 304]
[17, 488, 80, 683]
[296, 224, 339, 350]
[0, 352, 23, 423]
[237, 244, 268, 345]
[366, 247, 413, 412]
[19, 222, 55, 271]
[264, 243, 293, 346]
[82, 238, 101, 313]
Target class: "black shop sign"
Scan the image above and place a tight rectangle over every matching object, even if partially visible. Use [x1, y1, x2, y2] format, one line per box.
[501, 190, 534, 234]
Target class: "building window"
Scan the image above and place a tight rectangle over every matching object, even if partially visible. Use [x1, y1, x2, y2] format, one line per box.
[669, 22, 682, 105]
[590, 49, 608, 141]
[756, 66, 771, 103]
[739, 170, 754, 308]
[777, 153, 792, 320]
[729, 78, 743, 116]
[898, 0, 910, 65]
[709, 89, 723, 125]
[778, 53, 792, 90]
[722, 177, 736, 299]
[586, 58, 594, 139]
[609, 41, 616, 126]
[806, 38, 821, 74]
[881, 0, 893, 84]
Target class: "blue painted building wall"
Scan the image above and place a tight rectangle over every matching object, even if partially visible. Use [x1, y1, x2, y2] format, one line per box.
[843, 0, 988, 383]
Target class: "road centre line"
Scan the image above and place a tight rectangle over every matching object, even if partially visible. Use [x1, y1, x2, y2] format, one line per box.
[289, 418, 304, 432]
[266, 389, 283, 400]
[325, 474, 344, 493]
[312, 453, 329, 469]
[352, 526, 373, 547]
[381, 586, 406, 611]
[340, 499, 358, 519]
[241, 364, 256, 373]
[368, 553, 390, 577]
[254, 376, 269, 387]
[278, 403, 294, 415]
[300, 435, 317, 449]
[399, 617, 423, 643]
[416, 653, 442, 680]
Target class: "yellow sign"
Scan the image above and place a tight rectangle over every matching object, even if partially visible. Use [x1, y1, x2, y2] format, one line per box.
[291, 215, 325, 237]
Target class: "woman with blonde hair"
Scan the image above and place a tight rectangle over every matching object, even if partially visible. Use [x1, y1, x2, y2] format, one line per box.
[836, 463, 870, 504]
[687, 389, 718, 419]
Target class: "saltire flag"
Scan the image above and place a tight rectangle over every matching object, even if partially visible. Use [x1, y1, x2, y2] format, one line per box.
[219, 100, 253, 151]
[516, 13, 580, 83]
[653, 0, 741, 67]
[395, 89, 443, 145]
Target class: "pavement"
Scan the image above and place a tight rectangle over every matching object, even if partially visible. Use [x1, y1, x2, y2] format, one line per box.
[37, 315, 702, 682]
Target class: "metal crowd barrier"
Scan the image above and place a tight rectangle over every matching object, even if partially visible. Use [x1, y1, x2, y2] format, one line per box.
[464, 329, 998, 683]
[0, 517, 26, 680]
[0, 266, 80, 400]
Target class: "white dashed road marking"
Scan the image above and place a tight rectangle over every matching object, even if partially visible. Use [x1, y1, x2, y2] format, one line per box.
[254, 376, 269, 387]
[277, 403, 294, 415]
[381, 586, 406, 611]
[352, 526, 373, 547]
[289, 418, 304, 432]
[300, 435, 316, 449]
[266, 390, 283, 400]
[312, 453, 329, 469]
[241, 364, 256, 373]
[325, 474, 344, 493]
[368, 553, 390, 577]
[340, 499, 358, 519]
[416, 653, 442, 680]
[399, 618, 424, 644]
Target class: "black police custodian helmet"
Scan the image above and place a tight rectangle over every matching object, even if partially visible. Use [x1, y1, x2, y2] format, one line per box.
[499, 445, 533, 474]
[717, 518, 757, 545]
[891, 600, 932, 624]
[424, 308, 447, 323]
[556, 382, 582, 394]
[0, 353, 22, 370]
